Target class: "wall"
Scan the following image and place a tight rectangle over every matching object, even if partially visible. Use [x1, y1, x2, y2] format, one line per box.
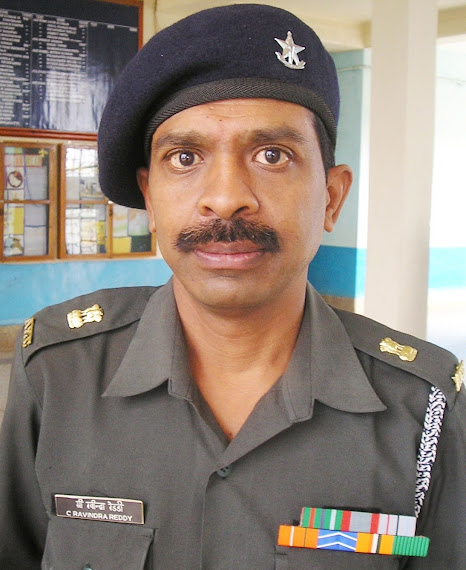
[0, 258, 172, 325]
[429, 45, 466, 290]
[426, 43, 466, 361]
[0, 0, 169, 340]
[308, 49, 370, 311]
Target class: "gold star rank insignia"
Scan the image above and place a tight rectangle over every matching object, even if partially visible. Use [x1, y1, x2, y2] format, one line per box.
[275, 31, 306, 70]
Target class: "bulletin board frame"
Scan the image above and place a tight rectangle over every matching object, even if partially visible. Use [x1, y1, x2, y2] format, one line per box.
[0, 0, 143, 141]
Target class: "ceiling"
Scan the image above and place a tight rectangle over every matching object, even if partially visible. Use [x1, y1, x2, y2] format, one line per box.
[153, 0, 466, 51]
[156, 0, 466, 23]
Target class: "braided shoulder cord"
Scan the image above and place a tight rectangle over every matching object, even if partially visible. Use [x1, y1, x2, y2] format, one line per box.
[414, 386, 447, 517]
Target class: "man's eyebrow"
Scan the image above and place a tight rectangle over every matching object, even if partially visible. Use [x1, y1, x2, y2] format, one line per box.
[244, 127, 310, 146]
[151, 132, 206, 152]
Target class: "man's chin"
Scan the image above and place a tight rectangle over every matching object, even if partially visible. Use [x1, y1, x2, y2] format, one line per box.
[174, 273, 273, 313]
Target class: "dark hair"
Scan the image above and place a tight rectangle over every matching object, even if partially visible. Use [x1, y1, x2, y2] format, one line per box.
[313, 114, 336, 179]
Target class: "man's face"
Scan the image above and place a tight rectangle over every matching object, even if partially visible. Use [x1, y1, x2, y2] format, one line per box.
[137, 99, 351, 313]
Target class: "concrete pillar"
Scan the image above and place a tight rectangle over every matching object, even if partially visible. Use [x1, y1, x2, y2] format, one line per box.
[364, 0, 437, 338]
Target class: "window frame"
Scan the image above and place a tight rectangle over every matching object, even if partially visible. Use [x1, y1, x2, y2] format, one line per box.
[59, 143, 155, 259]
[0, 140, 58, 261]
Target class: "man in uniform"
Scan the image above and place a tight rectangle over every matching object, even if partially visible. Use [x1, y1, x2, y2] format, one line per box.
[0, 4, 464, 569]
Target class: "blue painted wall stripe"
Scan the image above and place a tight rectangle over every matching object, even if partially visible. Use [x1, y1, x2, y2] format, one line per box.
[308, 245, 366, 298]
[308, 246, 466, 298]
[0, 259, 172, 324]
[428, 247, 466, 289]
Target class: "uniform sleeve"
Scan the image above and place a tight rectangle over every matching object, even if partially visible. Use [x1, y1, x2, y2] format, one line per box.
[403, 387, 466, 569]
[0, 337, 48, 568]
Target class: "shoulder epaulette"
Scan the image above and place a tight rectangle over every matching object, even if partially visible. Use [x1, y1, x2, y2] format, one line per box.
[333, 307, 461, 409]
[21, 286, 158, 364]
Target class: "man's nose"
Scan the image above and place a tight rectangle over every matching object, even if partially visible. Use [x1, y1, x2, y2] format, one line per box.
[197, 155, 260, 220]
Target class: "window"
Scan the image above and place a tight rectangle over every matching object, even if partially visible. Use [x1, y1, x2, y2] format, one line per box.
[1, 142, 57, 260]
[0, 141, 155, 261]
[61, 146, 153, 258]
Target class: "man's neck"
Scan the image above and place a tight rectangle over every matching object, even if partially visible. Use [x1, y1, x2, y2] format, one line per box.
[173, 278, 307, 440]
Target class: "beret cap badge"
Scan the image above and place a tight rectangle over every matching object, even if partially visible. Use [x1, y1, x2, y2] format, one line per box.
[275, 31, 306, 70]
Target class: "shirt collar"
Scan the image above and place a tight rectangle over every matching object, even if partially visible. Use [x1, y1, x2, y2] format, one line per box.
[103, 279, 189, 398]
[279, 282, 386, 422]
[104, 281, 386, 417]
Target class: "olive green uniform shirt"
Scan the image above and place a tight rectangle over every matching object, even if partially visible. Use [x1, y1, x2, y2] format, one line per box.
[0, 281, 464, 569]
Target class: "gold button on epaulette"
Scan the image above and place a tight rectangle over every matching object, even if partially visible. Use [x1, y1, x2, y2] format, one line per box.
[22, 317, 35, 348]
[67, 304, 104, 329]
[379, 337, 418, 362]
[452, 361, 464, 393]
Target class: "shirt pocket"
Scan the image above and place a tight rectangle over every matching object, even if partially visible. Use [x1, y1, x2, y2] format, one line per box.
[42, 516, 155, 570]
[275, 546, 402, 569]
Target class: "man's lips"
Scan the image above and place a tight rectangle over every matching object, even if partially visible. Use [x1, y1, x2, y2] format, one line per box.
[195, 241, 264, 255]
[192, 240, 266, 269]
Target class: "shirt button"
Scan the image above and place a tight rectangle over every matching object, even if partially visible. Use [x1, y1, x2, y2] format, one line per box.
[216, 465, 232, 478]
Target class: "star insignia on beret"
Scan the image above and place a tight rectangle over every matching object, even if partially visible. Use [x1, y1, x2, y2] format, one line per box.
[275, 31, 306, 70]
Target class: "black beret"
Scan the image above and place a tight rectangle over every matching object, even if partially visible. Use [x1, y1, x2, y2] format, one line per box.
[98, 4, 339, 209]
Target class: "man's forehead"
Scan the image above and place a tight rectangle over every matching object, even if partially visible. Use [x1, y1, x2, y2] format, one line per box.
[151, 98, 316, 136]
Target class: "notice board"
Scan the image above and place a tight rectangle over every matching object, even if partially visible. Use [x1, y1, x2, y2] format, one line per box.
[0, 0, 141, 136]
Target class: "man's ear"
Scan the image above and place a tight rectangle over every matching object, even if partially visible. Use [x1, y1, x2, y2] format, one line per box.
[136, 167, 156, 233]
[324, 164, 353, 232]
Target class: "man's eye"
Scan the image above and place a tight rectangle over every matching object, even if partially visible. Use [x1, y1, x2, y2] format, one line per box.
[255, 148, 290, 166]
[169, 151, 200, 168]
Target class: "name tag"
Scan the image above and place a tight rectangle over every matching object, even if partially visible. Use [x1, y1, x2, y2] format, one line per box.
[55, 494, 144, 525]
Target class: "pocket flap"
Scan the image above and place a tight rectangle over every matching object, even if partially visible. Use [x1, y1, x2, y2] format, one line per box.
[42, 516, 155, 570]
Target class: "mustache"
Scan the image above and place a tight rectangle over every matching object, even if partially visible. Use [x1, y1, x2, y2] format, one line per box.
[175, 218, 280, 253]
